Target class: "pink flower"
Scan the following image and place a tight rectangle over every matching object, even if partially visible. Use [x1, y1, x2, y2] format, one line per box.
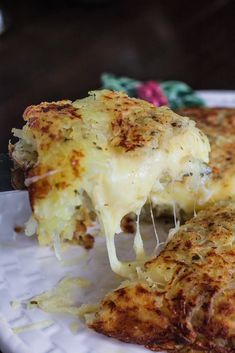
[137, 81, 168, 107]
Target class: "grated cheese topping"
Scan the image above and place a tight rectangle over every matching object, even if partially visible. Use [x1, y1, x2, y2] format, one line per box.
[11, 90, 210, 277]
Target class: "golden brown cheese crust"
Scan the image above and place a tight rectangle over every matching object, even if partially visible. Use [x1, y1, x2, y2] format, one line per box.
[106, 90, 184, 152]
[23, 101, 82, 149]
[18, 92, 192, 206]
[90, 202, 235, 352]
[177, 108, 235, 183]
[11, 91, 199, 210]
[177, 107, 235, 136]
[27, 150, 85, 208]
[10, 91, 209, 249]
[22, 102, 85, 205]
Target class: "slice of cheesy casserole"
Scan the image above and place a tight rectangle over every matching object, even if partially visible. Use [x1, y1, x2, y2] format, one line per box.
[90, 201, 235, 353]
[152, 107, 235, 217]
[10, 90, 210, 276]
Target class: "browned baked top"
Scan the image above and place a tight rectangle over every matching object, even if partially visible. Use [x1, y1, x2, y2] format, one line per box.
[177, 107, 235, 183]
[90, 201, 235, 353]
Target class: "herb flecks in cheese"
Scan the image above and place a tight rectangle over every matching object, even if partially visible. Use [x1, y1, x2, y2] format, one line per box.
[11, 90, 210, 277]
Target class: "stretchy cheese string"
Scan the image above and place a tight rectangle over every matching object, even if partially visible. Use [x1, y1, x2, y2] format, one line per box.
[149, 197, 160, 248]
[172, 199, 177, 228]
[133, 212, 146, 260]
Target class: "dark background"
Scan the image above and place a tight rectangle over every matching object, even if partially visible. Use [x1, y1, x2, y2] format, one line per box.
[0, 0, 235, 153]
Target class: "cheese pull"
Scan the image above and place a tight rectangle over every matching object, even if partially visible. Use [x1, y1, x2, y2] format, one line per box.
[10, 90, 210, 276]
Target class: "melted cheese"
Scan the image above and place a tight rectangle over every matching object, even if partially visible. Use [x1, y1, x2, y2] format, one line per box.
[91, 150, 209, 277]
[12, 90, 210, 278]
[150, 159, 211, 218]
[134, 212, 145, 260]
[170, 107, 235, 215]
[149, 200, 158, 242]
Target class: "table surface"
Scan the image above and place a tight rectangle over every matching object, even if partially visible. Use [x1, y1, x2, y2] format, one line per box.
[0, 0, 235, 153]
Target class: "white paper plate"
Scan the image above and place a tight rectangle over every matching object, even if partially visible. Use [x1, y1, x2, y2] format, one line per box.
[0, 191, 153, 353]
[0, 91, 235, 353]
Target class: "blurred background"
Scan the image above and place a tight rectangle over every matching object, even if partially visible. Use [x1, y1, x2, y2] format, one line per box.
[0, 0, 234, 152]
